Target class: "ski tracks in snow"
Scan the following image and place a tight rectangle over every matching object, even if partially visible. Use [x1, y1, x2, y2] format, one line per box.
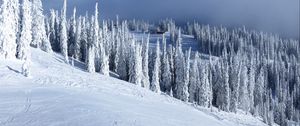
[0, 90, 32, 126]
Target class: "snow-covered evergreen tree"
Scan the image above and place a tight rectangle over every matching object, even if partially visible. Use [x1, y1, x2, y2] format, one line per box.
[198, 63, 211, 107]
[161, 34, 171, 92]
[45, 16, 50, 37]
[113, 33, 120, 73]
[141, 35, 150, 89]
[31, 0, 52, 52]
[229, 53, 241, 113]
[207, 62, 213, 108]
[267, 89, 274, 125]
[74, 16, 82, 60]
[80, 16, 88, 62]
[17, 0, 32, 60]
[99, 43, 109, 76]
[168, 45, 175, 95]
[174, 29, 189, 102]
[86, 17, 95, 73]
[117, 32, 128, 81]
[49, 9, 58, 51]
[248, 55, 256, 114]
[99, 48, 109, 76]
[183, 48, 191, 101]
[254, 66, 265, 116]
[135, 44, 143, 86]
[150, 39, 161, 93]
[0, 0, 19, 59]
[59, 0, 69, 63]
[216, 52, 230, 112]
[109, 21, 118, 71]
[68, 7, 77, 57]
[128, 42, 136, 83]
[86, 43, 95, 72]
[129, 42, 142, 86]
[189, 52, 200, 103]
[49, 10, 61, 52]
[239, 61, 250, 113]
[16, 0, 31, 77]
[98, 20, 110, 76]
[93, 3, 101, 72]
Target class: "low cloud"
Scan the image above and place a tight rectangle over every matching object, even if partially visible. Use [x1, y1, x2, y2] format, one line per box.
[43, 0, 299, 39]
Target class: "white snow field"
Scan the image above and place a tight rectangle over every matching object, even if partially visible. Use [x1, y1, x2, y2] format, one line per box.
[0, 48, 268, 126]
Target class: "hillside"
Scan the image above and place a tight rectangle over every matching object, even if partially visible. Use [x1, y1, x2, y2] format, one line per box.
[0, 48, 268, 126]
[0, 0, 299, 125]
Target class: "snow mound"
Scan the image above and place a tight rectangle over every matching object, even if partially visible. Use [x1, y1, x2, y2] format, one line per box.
[0, 48, 267, 126]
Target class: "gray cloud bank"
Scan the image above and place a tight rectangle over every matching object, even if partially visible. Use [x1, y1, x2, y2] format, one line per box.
[43, 0, 299, 39]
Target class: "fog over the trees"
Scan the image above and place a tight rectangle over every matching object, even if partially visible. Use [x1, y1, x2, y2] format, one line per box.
[43, 0, 299, 39]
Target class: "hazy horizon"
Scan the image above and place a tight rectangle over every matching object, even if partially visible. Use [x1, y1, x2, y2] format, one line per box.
[43, 0, 299, 39]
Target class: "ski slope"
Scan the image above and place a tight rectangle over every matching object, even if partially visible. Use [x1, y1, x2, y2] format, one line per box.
[0, 48, 267, 126]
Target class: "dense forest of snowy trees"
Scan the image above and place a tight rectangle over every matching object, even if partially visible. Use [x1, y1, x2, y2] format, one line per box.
[0, 0, 299, 125]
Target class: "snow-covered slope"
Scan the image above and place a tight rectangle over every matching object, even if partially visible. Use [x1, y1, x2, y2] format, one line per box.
[0, 48, 267, 126]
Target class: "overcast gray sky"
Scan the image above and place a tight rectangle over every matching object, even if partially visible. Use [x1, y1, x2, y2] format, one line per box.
[43, 0, 299, 39]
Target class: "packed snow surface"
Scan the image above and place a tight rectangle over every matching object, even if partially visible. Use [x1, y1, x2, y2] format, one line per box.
[0, 48, 267, 126]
